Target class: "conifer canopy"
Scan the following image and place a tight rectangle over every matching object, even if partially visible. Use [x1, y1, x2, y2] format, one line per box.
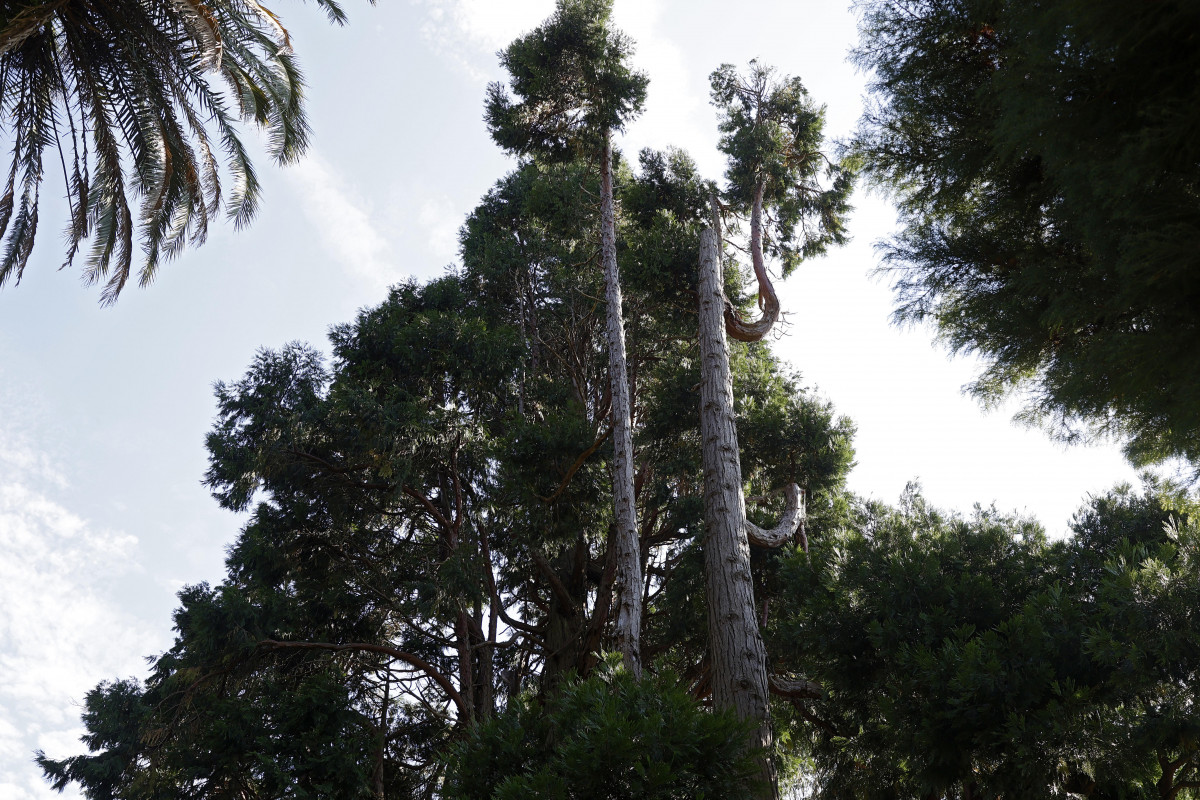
[854, 0, 1200, 468]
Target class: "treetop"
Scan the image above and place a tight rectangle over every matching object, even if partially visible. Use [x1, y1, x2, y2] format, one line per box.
[485, 0, 648, 160]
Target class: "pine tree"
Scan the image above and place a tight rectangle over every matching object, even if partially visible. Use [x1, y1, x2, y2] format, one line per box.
[774, 481, 1200, 799]
[36, 150, 855, 798]
[35, 24, 867, 800]
[853, 0, 1200, 469]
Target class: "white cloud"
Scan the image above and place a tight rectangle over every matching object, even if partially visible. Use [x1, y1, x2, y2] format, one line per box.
[418, 197, 463, 266]
[289, 150, 470, 285]
[286, 152, 399, 292]
[406, 0, 719, 177]
[0, 432, 164, 800]
[613, 0, 717, 171]
[410, 0, 554, 80]
[0, 392, 68, 491]
[0, 444, 66, 490]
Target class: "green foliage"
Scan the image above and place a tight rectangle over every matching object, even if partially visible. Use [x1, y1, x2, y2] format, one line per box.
[775, 482, 1200, 799]
[35, 5, 865, 794]
[710, 62, 856, 274]
[37, 586, 381, 800]
[39, 152, 854, 796]
[444, 659, 761, 800]
[854, 0, 1200, 468]
[0, 0, 364, 302]
[485, 0, 648, 160]
[621, 147, 713, 308]
[733, 348, 855, 494]
[37, 679, 148, 799]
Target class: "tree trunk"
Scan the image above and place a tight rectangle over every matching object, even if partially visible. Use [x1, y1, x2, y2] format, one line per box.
[373, 674, 389, 800]
[454, 611, 475, 724]
[600, 133, 643, 679]
[698, 210, 793, 800]
[539, 539, 590, 691]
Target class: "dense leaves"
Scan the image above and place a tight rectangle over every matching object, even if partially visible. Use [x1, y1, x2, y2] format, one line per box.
[37, 3, 1200, 797]
[38, 149, 854, 797]
[485, 0, 647, 161]
[445, 660, 761, 800]
[854, 0, 1200, 467]
[775, 482, 1200, 799]
[711, 62, 855, 274]
[486, 0, 652, 680]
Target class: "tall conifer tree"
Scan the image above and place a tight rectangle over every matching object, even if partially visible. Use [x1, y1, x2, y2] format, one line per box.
[698, 63, 854, 799]
[34, 26, 871, 800]
[35, 151, 857, 798]
[485, 0, 649, 677]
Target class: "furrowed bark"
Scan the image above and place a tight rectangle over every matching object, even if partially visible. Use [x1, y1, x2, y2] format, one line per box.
[601, 133, 643, 679]
[455, 611, 475, 724]
[373, 674, 389, 800]
[580, 523, 619, 674]
[539, 538, 589, 691]
[698, 208, 780, 800]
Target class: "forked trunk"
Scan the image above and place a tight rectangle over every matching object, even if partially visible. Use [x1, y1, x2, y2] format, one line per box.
[600, 134, 643, 679]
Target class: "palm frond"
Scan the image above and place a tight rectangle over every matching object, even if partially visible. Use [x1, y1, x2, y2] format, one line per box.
[0, 0, 335, 301]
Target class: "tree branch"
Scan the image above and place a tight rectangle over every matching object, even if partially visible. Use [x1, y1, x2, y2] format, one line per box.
[768, 673, 823, 700]
[538, 426, 612, 505]
[402, 485, 452, 531]
[746, 483, 805, 548]
[261, 639, 466, 719]
[499, 606, 544, 637]
[580, 523, 619, 671]
[724, 181, 782, 342]
[1, 0, 70, 55]
[532, 552, 578, 614]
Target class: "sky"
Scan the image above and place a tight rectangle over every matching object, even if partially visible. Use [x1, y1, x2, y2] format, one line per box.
[0, 0, 1149, 795]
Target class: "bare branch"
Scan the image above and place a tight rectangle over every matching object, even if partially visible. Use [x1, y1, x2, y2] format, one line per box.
[768, 673, 823, 700]
[532, 552, 578, 614]
[746, 483, 805, 549]
[538, 426, 612, 505]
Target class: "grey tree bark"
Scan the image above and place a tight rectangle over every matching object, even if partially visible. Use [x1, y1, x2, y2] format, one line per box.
[600, 135, 643, 679]
[698, 205, 803, 800]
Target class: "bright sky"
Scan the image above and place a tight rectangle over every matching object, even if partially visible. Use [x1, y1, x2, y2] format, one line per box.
[0, 1, 1146, 795]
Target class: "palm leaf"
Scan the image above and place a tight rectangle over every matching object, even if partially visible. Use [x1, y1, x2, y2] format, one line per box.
[0, 0, 344, 301]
